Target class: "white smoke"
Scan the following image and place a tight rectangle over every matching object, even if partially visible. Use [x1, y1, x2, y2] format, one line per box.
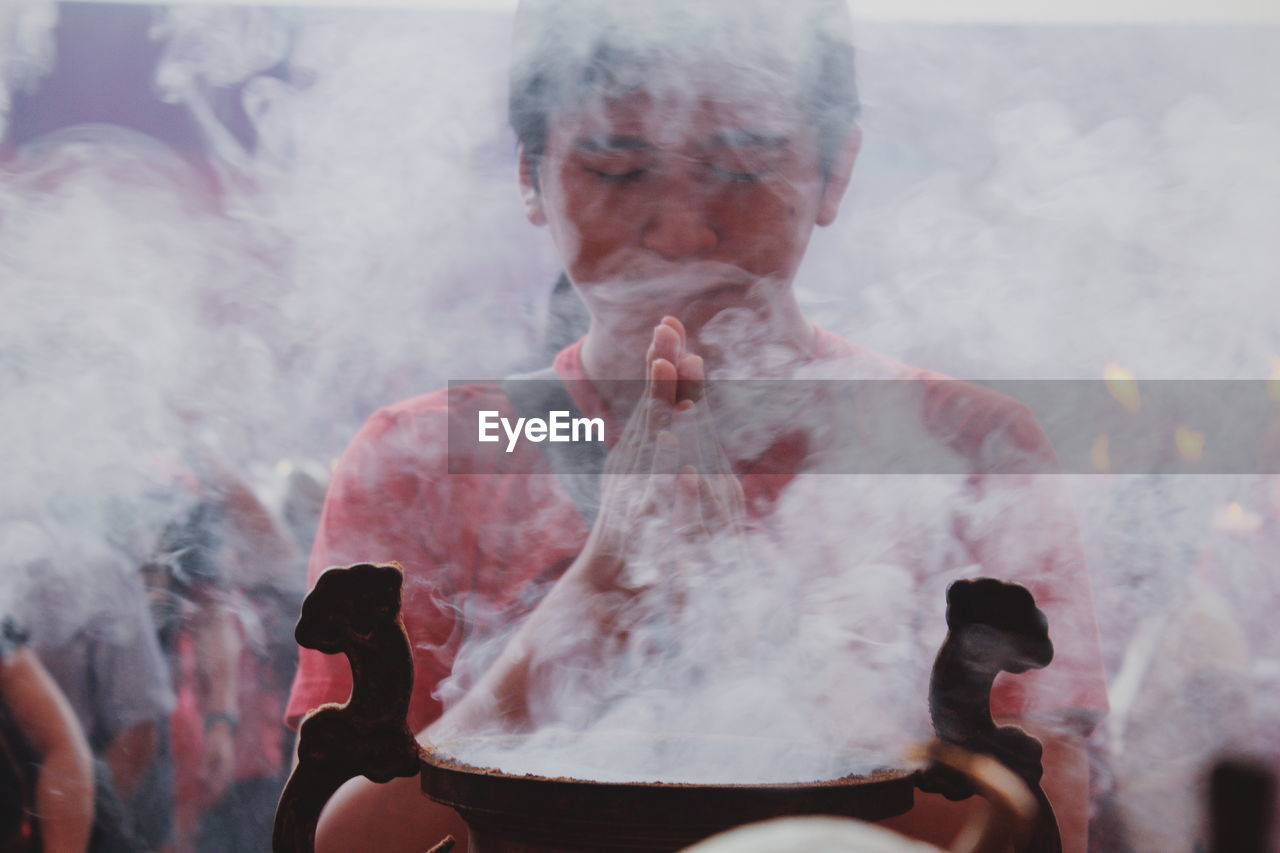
[4, 1, 1279, 845]
[0, 0, 58, 140]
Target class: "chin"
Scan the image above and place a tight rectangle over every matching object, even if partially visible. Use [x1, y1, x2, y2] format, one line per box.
[684, 284, 756, 324]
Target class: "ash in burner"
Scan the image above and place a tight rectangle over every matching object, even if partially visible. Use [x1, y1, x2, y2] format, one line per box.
[431, 730, 898, 785]
[429, 497, 929, 787]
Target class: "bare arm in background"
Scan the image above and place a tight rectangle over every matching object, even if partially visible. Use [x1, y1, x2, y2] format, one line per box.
[103, 720, 157, 802]
[192, 589, 244, 800]
[2, 648, 95, 853]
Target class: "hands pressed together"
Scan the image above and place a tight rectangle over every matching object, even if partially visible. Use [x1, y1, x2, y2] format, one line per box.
[580, 315, 748, 595]
[435, 317, 752, 735]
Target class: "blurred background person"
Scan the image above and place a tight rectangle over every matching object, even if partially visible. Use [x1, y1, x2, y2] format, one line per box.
[140, 451, 299, 853]
[6, 516, 173, 853]
[0, 613, 94, 853]
[1102, 468, 1280, 852]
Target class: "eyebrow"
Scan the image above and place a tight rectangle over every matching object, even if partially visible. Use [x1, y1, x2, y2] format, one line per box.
[572, 130, 791, 152]
[573, 135, 655, 152]
[708, 130, 790, 149]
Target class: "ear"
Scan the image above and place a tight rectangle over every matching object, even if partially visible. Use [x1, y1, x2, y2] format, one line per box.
[816, 125, 862, 228]
[517, 142, 547, 226]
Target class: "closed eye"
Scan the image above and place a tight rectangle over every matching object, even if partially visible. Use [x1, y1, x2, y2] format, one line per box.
[709, 164, 774, 183]
[706, 132, 788, 183]
[584, 166, 649, 183]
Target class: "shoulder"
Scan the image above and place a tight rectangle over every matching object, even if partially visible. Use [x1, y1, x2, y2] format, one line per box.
[360, 383, 511, 439]
[343, 383, 513, 465]
[814, 331, 1054, 472]
[328, 382, 536, 513]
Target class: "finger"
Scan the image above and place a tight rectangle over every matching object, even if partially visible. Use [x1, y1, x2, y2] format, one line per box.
[650, 323, 682, 376]
[641, 323, 680, 421]
[660, 315, 686, 348]
[648, 355, 679, 411]
[676, 352, 704, 405]
[608, 355, 675, 483]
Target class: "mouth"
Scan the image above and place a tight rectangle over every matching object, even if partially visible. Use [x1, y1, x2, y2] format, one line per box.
[591, 258, 754, 294]
[697, 283, 748, 300]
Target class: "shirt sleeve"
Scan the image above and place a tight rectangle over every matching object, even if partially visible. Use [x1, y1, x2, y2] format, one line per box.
[285, 401, 458, 732]
[922, 381, 1109, 725]
[0, 616, 28, 659]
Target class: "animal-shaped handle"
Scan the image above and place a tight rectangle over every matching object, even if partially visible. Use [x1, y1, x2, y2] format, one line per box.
[272, 562, 450, 853]
[920, 578, 1061, 853]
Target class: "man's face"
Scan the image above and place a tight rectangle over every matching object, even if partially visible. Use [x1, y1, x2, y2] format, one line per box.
[526, 74, 853, 333]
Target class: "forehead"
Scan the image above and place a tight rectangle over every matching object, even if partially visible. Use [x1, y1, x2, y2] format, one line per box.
[548, 73, 813, 150]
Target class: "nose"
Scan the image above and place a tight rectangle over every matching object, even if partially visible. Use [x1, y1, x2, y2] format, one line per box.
[640, 182, 718, 261]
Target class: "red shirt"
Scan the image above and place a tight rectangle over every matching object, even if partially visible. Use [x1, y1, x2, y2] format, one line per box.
[286, 332, 1107, 732]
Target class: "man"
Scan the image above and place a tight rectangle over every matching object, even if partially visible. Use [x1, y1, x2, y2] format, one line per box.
[140, 455, 299, 853]
[288, 2, 1106, 850]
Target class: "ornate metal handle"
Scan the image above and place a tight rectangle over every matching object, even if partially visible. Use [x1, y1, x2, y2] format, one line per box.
[921, 578, 1062, 853]
[272, 562, 451, 853]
